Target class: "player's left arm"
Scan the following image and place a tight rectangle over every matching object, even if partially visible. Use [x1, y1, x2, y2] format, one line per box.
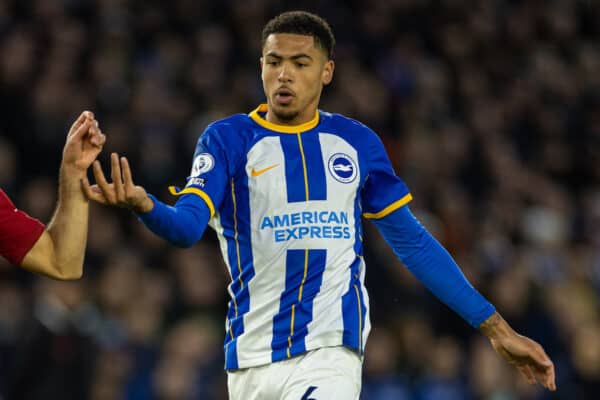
[371, 205, 555, 391]
[360, 125, 555, 390]
[21, 111, 105, 279]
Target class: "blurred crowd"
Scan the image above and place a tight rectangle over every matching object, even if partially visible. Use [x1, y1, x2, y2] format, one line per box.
[0, 0, 599, 399]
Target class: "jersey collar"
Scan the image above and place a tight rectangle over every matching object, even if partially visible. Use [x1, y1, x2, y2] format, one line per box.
[248, 104, 319, 133]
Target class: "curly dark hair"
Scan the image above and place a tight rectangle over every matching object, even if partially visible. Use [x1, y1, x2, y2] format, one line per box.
[261, 11, 335, 59]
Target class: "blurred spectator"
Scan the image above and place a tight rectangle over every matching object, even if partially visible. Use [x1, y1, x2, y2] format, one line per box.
[1, 0, 599, 398]
[5, 279, 98, 400]
[362, 326, 411, 400]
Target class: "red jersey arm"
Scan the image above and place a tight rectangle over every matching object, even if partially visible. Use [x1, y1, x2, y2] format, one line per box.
[0, 189, 45, 266]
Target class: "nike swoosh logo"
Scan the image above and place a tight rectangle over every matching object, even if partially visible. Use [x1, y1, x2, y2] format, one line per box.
[251, 164, 279, 177]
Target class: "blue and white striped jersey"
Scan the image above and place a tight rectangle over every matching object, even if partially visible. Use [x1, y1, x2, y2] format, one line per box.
[176, 104, 412, 370]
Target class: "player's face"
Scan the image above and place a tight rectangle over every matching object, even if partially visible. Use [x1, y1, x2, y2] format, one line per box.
[261, 33, 334, 125]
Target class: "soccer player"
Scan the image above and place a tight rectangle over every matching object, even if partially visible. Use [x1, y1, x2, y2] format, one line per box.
[0, 111, 105, 279]
[83, 11, 556, 399]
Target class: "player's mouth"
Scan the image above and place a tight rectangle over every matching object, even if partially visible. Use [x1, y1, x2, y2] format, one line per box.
[274, 87, 295, 105]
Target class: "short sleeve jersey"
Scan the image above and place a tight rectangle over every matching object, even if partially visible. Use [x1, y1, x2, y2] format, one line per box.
[174, 105, 412, 369]
[0, 188, 45, 265]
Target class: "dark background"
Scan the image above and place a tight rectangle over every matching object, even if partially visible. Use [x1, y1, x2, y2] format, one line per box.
[0, 0, 599, 399]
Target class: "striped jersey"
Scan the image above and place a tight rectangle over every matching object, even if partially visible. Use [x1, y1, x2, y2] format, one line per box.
[174, 104, 412, 370]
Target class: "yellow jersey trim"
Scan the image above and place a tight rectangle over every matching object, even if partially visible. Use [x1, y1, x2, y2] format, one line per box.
[296, 133, 310, 201]
[286, 248, 309, 358]
[248, 104, 319, 133]
[168, 186, 215, 217]
[362, 193, 413, 219]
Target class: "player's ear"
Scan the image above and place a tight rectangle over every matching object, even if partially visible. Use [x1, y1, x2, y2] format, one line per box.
[259, 57, 263, 71]
[322, 60, 334, 85]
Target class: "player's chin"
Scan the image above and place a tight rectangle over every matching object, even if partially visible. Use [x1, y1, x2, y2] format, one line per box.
[271, 103, 298, 120]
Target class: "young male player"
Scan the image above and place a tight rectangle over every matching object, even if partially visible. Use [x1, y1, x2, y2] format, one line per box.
[84, 11, 556, 399]
[0, 111, 105, 279]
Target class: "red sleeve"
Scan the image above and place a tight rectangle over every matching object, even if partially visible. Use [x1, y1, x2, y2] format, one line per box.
[0, 188, 45, 266]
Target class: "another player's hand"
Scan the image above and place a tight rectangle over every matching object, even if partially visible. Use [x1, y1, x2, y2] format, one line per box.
[62, 111, 106, 176]
[480, 312, 556, 391]
[82, 152, 154, 213]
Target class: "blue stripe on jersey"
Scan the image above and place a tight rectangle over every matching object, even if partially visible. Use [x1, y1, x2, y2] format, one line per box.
[280, 133, 327, 202]
[271, 249, 327, 362]
[225, 337, 239, 370]
[223, 173, 255, 370]
[354, 190, 364, 257]
[342, 257, 366, 352]
[346, 190, 366, 353]
[301, 132, 327, 201]
[280, 135, 307, 203]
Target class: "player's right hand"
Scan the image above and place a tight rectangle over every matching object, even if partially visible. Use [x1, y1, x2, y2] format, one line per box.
[82, 152, 154, 213]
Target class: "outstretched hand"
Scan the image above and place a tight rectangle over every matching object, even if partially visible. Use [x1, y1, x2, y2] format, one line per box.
[490, 332, 556, 390]
[82, 152, 154, 213]
[62, 111, 106, 175]
[480, 312, 556, 391]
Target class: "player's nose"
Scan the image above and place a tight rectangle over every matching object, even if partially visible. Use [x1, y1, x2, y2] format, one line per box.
[277, 64, 293, 82]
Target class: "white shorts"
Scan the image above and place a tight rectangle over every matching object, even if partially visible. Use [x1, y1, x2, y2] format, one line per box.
[227, 346, 362, 400]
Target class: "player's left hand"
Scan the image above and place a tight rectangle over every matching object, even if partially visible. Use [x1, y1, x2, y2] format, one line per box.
[488, 330, 556, 391]
[480, 312, 556, 391]
[62, 111, 106, 176]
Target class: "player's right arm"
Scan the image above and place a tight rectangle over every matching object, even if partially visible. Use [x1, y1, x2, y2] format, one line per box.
[83, 125, 231, 248]
[82, 153, 211, 247]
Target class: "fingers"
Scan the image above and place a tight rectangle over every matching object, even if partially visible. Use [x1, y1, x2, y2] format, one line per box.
[517, 358, 556, 391]
[82, 117, 105, 149]
[518, 341, 556, 391]
[69, 118, 93, 143]
[548, 364, 556, 390]
[545, 362, 556, 391]
[91, 154, 133, 208]
[530, 344, 556, 390]
[528, 342, 550, 366]
[81, 177, 108, 204]
[88, 155, 142, 210]
[92, 160, 117, 204]
[111, 153, 126, 202]
[120, 156, 149, 211]
[494, 334, 556, 391]
[517, 365, 536, 385]
[69, 111, 94, 136]
[69, 111, 89, 134]
[121, 156, 135, 189]
[533, 357, 556, 391]
[89, 127, 106, 147]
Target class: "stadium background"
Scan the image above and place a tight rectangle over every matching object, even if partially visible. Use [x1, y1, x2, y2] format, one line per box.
[0, 0, 599, 398]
